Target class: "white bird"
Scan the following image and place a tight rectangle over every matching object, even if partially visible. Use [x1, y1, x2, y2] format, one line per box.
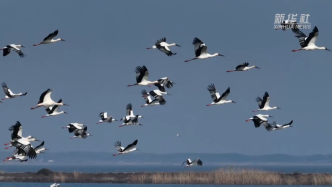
[147, 37, 180, 56]
[291, 26, 330, 52]
[275, 20, 298, 31]
[6, 137, 37, 159]
[206, 84, 235, 106]
[41, 99, 68, 118]
[271, 120, 293, 130]
[31, 89, 69, 110]
[246, 114, 273, 122]
[70, 126, 92, 139]
[226, 62, 260, 72]
[119, 103, 143, 127]
[261, 121, 275, 131]
[127, 66, 158, 87]
[185, 37, 223, 62]
[50, 183, 61, 187]
[5, 121, 40, 146]
[62, 123, 85, 133]
[3, 154, 27, 162]
[33, 30, 65, 46]
[253, 92, 280, 112]
[141, 90, 166, 107]
[182, 158, 203, 167]
[0, 44, 25, 58]
[246, 116, 265, 128]
[5, 141, 49, 162]
[1, 82, 27, 100]
[142, 83, 172, 98]
[97, 112, 117, 124]
[113, 140, 139, 156]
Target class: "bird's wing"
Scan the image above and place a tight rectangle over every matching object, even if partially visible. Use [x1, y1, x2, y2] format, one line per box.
[158, 77, 174, 89]
[194, 159, 203, 166]
[220, 87, 230, 100]
[135, 66, 149, 83]
[10, 121, 22, 140]
[15, 50, 25, 58]
[100, 112, 106, 120]
[306, 26, 319, 47]
[262, 92, 270, 108]
[292, 27, 308, 48]
[207, 84, 220, 102]
[155, 37, 166, 45]
[34, 141, 45, 150]
[141, 66, 149, 81]
[3, 47, 10, 56]
[114, 141, 123, 152]
[126, 103, 132, 116]
[38, 89, 52, 104]
[193, 37, 205, 56]
[2, 82, 12, 97]
[156, 95, 166, 105]
[153, 83, 166, 92]
[282, 120, 293, 127]
[262, 122, 274, 131]
[123, 140, 138, 151]
[235, 62, 249, 70]
[43, 30, 58, 41]
[256, 97, 262, 108]
[158, 47, 174, 56]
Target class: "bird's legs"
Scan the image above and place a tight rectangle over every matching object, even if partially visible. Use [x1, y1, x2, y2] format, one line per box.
[292, 49, 302, 52]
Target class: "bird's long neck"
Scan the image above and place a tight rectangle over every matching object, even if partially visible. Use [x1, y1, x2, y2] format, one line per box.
[168, 43, 176, 46]
[53, 38, 62, 42]
[318, 46, 325, 50]
[211, 53, 219, 57]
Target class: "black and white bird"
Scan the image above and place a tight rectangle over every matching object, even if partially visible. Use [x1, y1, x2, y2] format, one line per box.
[246, 114, 273, 122]
[3, 154, 27, 162]
[69, 125, 92, 139]
[147, 37, 180, 56]
[50, 183, 61, 187]
[1, 82, 27, 100]
[275, 20, 298, 31]
[113, 140, 139, 156]
[142, 83, 171, 98]
[5, 121, 40, 146]
[271, 120, 293, 130]
[153, 77, 175, 89]
[0, 44, 25, 58]
[41, 99, 68, 118]
[182, 158, 203, 167]
[5, 136, 38, 159]
[6, 141, 49, 162]
[185, 37, 223, 62]
[246, 116, 265, 128]
[261, 121, 275, 131]
[33, 30, 65, 46]
[141, 90, 166, 107]
[291, 26, 330, 52]
[97, 112, 117, 124]
[31, 89, 69, 110]
[206, 84, 235, 106]
[226, 62, 260, 72]
[253, 92, 280, 112]
[127, 66, 159, 87]
[62, 123, 85, 133]
[119, 103, 143, 127]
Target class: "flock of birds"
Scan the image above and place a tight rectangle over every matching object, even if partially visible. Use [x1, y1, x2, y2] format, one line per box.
[1, 22, 330, 167]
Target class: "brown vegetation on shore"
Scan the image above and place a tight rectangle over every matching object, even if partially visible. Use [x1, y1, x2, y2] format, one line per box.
[1, 168, 332, 185]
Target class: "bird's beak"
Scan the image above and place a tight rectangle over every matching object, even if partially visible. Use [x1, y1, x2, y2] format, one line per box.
[326, 48, 331, 51]
[64, 112, 68, 114]
[232, 101, 236, 103]
[136, 149, 140, 151]
[21, 46, 25, 48]
[115, 119, 118, 121]
[89, 134, 93, 136]
[63, 103, 69, 106]
[167, 94, 172, 96]
[61, 39, 66, 41]
[270, 116, 273, 118]
[176, 44, 181, 47]
[255, 67, 260, 69]
[45, 149, 49, 150]
[277, 107, 281, 109]
[218, 54, 224, 56]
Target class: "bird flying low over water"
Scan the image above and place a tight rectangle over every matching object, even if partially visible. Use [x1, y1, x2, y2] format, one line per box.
[33, 30, 65, 46]
[97, 112, 117, 124]
[0, 44, 25, 58]
[253, 92, 280, 112]
[182, 158, 203, 167]
[206, 84, 235, 106]
[185, 37, 224, 62]
[1, 82, 27, 100]
[226, 62, 260, 72]
[31, 89, 69, 110]
[291, 26, 330, 52]
[113, 140, 139, 156]
[147, 37, 180, 56]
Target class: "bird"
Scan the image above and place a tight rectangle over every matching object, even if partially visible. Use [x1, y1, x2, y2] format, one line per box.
[226, 62, 260, 72]
[113, 140, 139, 156]
[185, 37, 223, 62]
[271, 120, 293, 130]
[141, 90, 166, 107]
[50, 183, 61, 187]
[142, 83, 171, 98]
[6, 138, 38, 159]
[182, 158, 203, 167]
[127, 65, 160, 87]
[253, 92, 280, 112]
[275, 20, 298, 31]
[5, 121, 40, 146]
[31, 89, 69, 110]
[33, 141, 49, 154]
[62, 123, 85, 133]
[291, 26, 330, 52]
[1, 82, 27, 100]
[0, 44, 25, 58]
[206, 84, 235, 106]
[97, 112, 117, 124]
[147, 37, 180, 56]
[3, 154, 28, 162]
[41, 99, 68, 118]
[120, 103, 143, 124]
[33, 30, 65, 46]
[6, 141, 49, 162]
[261, 121, 275, 131]
[69, 125, 92, 139]
[246, 114, 273, 122]
[152, 77, 175, 89]
[246, 116, 266, 128]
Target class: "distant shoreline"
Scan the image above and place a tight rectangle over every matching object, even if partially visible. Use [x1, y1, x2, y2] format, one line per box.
[1, 168, 332, 185]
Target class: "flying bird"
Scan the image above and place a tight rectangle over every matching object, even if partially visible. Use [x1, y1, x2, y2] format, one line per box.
[97, 112, 117, 124]
[70, 125, 92, 139]
[206, 84, 235, 106]
[142, 83, 171, 98]
[31, 89, 68, 110]
[147, 37, 180, 56]
[119, 103, 143, 127]
[253, 92, 280, 112]
[42, 99, 68, 118]
[0, 44, 25, 58]
[275, 20, 298, 31]
[185, 37, 223, 62]
[246, 114, 272, 122]
[271, 120, 293, 130]
[226, 62, 260, 72]
[246, 116, 265, 128]
[62, 123, 85, 133]
[1, 82, 27, 100]
[113, 140, 139, 156]
[141, 90, 166, 107]
[182, 158, 203, 167]
[291, 26, 330, 52]
[127, 66, 159, 87]
[33, 30, 65, 46]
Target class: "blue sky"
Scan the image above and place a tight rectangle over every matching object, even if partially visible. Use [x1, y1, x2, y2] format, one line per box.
[0, 0, 331, 156]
